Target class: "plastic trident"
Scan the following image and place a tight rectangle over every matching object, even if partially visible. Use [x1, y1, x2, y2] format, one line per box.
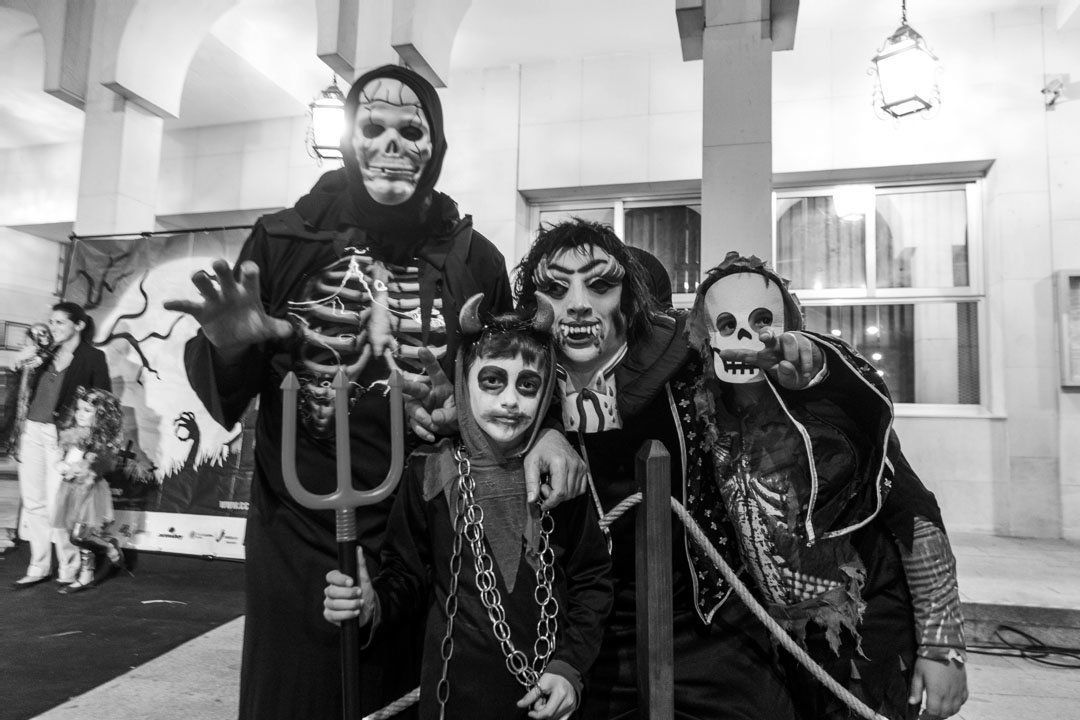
[280, 367, 404, 720]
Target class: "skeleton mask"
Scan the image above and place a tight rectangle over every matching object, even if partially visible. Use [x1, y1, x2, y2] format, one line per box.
[28, 323, 52, 349]
[704, 272, 786, 384]
[533, 245, 627, 376]
[350, 78, 432, 206]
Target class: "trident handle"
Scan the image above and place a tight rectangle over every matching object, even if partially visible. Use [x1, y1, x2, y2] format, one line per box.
[280, 367, 405, 720]
[280, 368, 404, 514]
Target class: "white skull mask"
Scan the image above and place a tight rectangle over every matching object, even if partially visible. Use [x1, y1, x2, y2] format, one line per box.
[351, 78, 432, 206]
[704, 272, 786, 384]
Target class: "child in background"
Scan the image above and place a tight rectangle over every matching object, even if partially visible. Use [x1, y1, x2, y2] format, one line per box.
[323, 296, 612, 720]
[52, 386, 126, 594]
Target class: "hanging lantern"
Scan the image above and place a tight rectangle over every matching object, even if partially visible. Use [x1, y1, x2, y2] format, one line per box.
[307, 77, 346, 162]
[870, 0, 941, 119]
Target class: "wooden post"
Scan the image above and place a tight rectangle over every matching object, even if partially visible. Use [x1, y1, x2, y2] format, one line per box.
[635, 440, 674, 719]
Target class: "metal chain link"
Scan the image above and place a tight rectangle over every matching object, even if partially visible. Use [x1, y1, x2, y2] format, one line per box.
[434, 449, 471, 720]
[438, 443, 559, 704]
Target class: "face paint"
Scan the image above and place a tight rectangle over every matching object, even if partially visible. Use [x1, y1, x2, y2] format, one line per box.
[704, 272, 786, 384]
[74, 398, 95, 429]
[350, 78, 432, 206]
[533, 245, 627, 375]
[467, 355, 544, 452]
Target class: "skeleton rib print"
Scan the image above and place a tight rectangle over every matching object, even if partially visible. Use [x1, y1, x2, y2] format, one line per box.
[287, 246, 445, 437]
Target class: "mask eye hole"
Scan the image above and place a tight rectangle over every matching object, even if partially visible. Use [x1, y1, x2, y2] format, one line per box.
[749, 307, 774, 330]
[400, 126, 424, 142]
[714, 312, 736, 336]
[537, 280, 568, 300]
[361, 123, 384, 139]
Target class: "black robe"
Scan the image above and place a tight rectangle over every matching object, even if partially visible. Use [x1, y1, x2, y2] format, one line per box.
[183, 173, 512, 720]
[370, 446, 612, 719]
[573, 313, 798, 720]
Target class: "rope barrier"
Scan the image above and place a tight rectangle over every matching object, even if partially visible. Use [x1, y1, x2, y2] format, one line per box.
[361, 491, 888, 720]
[362, 688, 420, 720]
[666, 495, 888, 720]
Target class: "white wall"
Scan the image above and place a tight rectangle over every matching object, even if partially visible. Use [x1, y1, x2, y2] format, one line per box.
[0, 227, 63, 368]
[0, 142, 80, 226]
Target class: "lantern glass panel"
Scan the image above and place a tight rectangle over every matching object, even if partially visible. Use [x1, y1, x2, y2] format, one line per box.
[311, 103, 344, 154]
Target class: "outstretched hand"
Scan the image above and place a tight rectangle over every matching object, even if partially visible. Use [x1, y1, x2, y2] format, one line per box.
[515, 673, 577, 720]
[401, 347, 457, 442]
[323, 547, 375, 627]
[909, 657, 968, 719]
[163, 258, 292, 362]
[719, 330, 824, 390]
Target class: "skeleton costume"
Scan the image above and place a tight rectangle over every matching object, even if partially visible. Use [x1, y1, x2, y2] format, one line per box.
[182, 65, 512, 720]
[367, 301, 612, 719]
[687, 254, 966, 720]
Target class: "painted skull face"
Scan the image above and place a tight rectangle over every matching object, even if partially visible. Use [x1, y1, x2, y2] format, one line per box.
[350, 78, 432, 206]
[467, 355, 544, 453]
[533, 245, 627, 375]
[704, 272, 786, 384]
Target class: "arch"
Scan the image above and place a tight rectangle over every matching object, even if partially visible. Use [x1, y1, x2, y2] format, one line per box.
[392, 0, 472, 88]
[101, 0, 239, 119]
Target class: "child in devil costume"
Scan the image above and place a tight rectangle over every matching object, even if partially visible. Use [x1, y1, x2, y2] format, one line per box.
[686, 253, 968, 720]
[323, 296, 612, 720]
[51, 386, 127, 593]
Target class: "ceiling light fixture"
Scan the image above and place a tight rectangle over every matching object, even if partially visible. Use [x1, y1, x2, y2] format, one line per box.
[307, 76, 346, 163]
[869, 0, 941, 119]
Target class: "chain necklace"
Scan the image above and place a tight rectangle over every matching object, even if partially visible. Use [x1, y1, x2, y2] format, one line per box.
[436, 444, 559, 719]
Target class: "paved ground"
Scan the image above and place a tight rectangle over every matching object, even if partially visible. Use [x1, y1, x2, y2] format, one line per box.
[14, 531, 1079, 720]
[3, 461, 1078, 720]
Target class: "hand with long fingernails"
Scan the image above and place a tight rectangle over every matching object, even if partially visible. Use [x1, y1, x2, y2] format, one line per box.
[163, 258, 292, 362]
[400, 347, 458, 442]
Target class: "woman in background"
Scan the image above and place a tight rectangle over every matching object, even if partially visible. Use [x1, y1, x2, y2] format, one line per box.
[12, 302, 110, 590]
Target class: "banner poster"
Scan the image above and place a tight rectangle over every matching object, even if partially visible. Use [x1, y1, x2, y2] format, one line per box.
[65, 229, 254, 560]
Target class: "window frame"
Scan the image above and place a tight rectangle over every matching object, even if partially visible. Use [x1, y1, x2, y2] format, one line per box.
[527, 194, 703, 307]
[523, 175, 993, 415]
[773, 179, 990, 413]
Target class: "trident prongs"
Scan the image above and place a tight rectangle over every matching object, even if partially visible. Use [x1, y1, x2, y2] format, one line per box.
[280, 367, 405, 537]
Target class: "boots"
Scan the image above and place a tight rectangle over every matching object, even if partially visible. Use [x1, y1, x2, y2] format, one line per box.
[58, 549, 96, 594]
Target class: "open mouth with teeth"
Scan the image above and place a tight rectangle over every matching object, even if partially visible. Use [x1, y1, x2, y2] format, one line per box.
[366, 164, 418, 180]
[558, 322, 602, 347]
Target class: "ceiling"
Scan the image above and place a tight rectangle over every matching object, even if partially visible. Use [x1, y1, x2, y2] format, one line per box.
[0, 0, 1064, 151]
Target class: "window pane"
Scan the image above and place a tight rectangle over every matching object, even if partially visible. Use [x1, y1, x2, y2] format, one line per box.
[876, 189, 969, 288]
[624, 204, 701, 294]
[802, 301, 980, 404]
[538, 207, 614, 229]
[776, 196, 866, 290]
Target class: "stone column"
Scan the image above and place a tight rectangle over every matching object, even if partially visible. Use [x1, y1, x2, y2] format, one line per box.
[679, 0, 799, 268]
[74, 90, 163, 236]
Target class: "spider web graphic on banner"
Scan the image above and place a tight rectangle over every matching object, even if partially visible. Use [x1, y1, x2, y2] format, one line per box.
[64, 229, 254, 559]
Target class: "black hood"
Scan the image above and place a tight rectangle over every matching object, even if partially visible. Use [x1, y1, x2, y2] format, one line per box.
[339, 65, 449, 245]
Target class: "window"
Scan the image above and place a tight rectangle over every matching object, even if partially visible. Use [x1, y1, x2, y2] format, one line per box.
[775, 182, 983, 406]
[534, 197, 702, 301]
